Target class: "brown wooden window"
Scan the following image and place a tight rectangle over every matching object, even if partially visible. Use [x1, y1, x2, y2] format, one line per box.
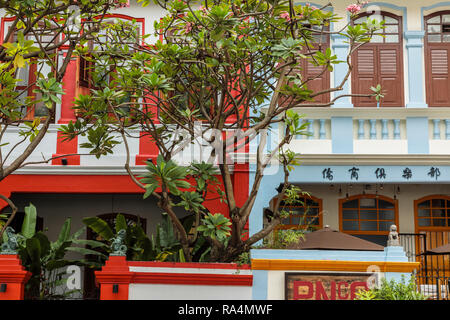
[414, 195, 450, 274]
[300, 25, 331, 105]
[425, 12, 450, 107]
[279, 25, 330, 107]
[274, 194, 323, 231]
[415, 196, 450, 229]
[351, 12, 404, 107]
[340, 194, 398, 246]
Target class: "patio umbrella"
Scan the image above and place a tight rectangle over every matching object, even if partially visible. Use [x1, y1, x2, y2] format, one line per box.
[287, 226, 385, 251]
[423, 243, 450, 255]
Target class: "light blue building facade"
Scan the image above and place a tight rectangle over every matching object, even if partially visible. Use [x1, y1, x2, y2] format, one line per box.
[249, 1, 450, 265]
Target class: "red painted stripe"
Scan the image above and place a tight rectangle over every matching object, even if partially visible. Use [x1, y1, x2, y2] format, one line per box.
[131, 272, 253, 286]
[128, 261, 251, 270]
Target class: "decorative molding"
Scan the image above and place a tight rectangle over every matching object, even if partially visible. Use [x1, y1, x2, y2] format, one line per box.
[291, 107, 450, 118]
[361, 2, 408, 32]
[131, 272, 253, 286]
[248, 154, 450, 166]
[421, 2, 450, 31]
[251, 259, 420, 273]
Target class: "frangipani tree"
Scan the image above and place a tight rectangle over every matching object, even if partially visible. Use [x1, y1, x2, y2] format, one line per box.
[63, 0, 383, 262]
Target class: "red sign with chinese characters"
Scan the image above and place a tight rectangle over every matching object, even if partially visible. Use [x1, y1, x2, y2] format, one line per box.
[285, 272, 375, 300]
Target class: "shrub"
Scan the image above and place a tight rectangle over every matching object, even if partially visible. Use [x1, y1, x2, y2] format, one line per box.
[355, 275, 427, 300]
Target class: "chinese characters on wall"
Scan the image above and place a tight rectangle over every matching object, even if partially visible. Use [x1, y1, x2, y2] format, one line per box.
[320, 167, 442, 181]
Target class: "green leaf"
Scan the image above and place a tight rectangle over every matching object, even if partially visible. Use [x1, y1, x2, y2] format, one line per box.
[22, 203, 37, 238]
[115, 214, 127, 233]
[56, 218, 72, 246]
[82, 217, 114, 241]
[65, 246, 108, 259]
[143, 184, 157, 199]
[25, 237, 41, 271]
[33, 232, 51, 257]
[71, 239, 109, 249]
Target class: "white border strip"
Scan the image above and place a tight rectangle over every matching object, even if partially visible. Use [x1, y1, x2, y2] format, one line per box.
[129, 266, 252, 275]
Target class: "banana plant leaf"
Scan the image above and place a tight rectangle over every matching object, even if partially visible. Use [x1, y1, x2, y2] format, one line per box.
[65, 246, 108, 259]
[115, 214, 127, 233]
[21, 203, 37, 239]
[82, 216, 114, 241]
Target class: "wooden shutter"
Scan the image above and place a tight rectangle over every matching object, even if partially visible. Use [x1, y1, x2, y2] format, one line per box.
[379, 46, 403, 106]
[353, 47, 377, 107]
[278, 46, 331, 107]
[78, 55, 92, 88]
[426, 45, 450, 106]
[302, 51, 330, 104]
[352, 45, 404, 107]
[351, 12, 404, 107]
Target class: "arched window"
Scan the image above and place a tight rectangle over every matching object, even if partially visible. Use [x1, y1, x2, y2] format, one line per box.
[425, 11, 450, 106]
[270, 194, 323, 231]
[351, 12, 404, 107]
[415, 195, 450, 229]
[339, 194, 398, 246]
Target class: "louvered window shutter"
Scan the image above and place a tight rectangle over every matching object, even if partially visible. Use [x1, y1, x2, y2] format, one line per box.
[426, 46, 450, 106]
[353, 48, 377, 107]
[352, 12, 404, 107]
[303, 49, 330, 104]
[379, 46, 403, 106]
[278, 28, 330, 108]
[79, 55, 92, 88]
[352, 45, 403, 107]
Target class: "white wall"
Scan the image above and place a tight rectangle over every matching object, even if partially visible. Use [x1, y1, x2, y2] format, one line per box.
[129, 283, 252, 300]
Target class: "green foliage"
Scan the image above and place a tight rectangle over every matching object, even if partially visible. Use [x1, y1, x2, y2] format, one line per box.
[177, 191, 206, 213]
[354, 276, 428, 300]
[189, 162, 219, 193]
[345, 18, 385, 43]
[197, 213, 232, 242]
[82, 213, 187, 262]
[371, 84, 385, 103]
[6, 204, 108, 300]
[33, 78, 64, 108]
[0, 0, 125, 127]
[235, 251, 251, 266]
[263, 229, 305, 249]
[284, 110, 309, 137]
[139, 155, 192, 198]
[278, 149, 301, 171]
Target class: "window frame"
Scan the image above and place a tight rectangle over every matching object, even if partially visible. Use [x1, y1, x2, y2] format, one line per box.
[414, 195, 450, 231]
[272, 193, 323, 232]
[339, 194, 399, 236]
[424, 11, 450, 107]
[278, 25, 331, 108]
[350, 11, 405, 108]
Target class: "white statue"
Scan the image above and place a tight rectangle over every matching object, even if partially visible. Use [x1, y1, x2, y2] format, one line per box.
[387, 224, 400, 246]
